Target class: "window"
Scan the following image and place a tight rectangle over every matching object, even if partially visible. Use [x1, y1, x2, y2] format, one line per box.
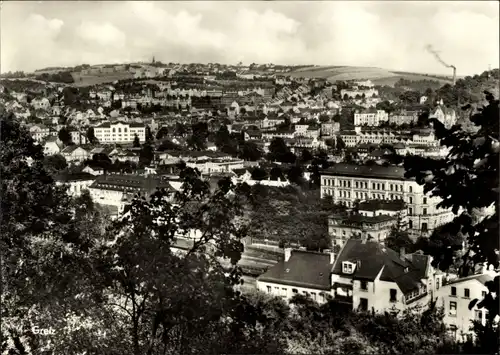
[451, 287, 457, 296]
[292, 288, 298, 294]
[359, 298, 368, 311]
[436, 278, 440, 290]
[342, 261, 354, 274]
[421, 222, 428, 231]
[475, 310, 482, 320]
[267, 286, 271, 293]
[409, 197, 413, 204]
[281, 288, 287, 297]
[311, 292, 316, 300]
[112, 128, 116, 133]
[423, 197, 427, 204]
[360, 281, 368, 291]
[320, 293, 326, 302]
[409, 207, 413, 216]
[449, 301, 457, 316]
[423, 208, 428, 215]
[409, 220, 413, 229]
[409, 186, 413, 193]
[274, 287, 279, 294]
[390, 289, 397, 302]
[464, 288, 470, 298]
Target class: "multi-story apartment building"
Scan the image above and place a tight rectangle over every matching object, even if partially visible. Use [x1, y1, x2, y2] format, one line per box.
[89, 174, 175, 217]
[354, 109, 389, 126]
[29, 124, 51, 142]
[341, 88, 379, 99]
[435, 271, 499, 342]
[257, 239, 440, 315]
[320, 121, 340, 137]
[320, 163, 455, 238]
[94, 121, 146, 144]
[328, 213, 397, 249]
[388, 110, 420, 126]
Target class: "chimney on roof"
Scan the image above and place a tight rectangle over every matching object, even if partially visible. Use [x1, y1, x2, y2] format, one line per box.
[399, 247, 406, 259]
[284, 247, 292, 262]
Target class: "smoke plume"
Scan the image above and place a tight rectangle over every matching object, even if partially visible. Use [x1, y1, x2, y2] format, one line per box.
[425, 44, 455, 69]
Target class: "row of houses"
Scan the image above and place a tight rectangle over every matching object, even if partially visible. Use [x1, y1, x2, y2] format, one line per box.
[255, 239, 498, 341]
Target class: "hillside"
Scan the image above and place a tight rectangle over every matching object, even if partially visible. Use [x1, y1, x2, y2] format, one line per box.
[287, 65, 454, 87]
[71, 71, 134, 87]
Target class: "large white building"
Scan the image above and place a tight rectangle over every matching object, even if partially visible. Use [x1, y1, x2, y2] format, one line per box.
[354, 109, 389, 127]
[257, 239, 441, 315]
[435, 271, 499, 342]
[320, 164, 455, 239]
[88, 174, 175, 217]
[93, 121, 146, 144]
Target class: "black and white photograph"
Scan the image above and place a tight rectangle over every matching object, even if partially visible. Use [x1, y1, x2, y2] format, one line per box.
[1, 1, 499, 354]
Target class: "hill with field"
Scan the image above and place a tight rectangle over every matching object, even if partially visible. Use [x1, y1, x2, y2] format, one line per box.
[287, 65, 454, 87]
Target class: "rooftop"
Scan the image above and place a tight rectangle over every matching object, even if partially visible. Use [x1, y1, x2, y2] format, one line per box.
[321, 163, 409, 181]
[258, 250, 332, 291]
[332, 239, 429, 294]
[358, 199, 407, 212]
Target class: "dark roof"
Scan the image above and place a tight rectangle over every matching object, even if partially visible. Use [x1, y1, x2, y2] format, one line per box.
[329, 213, 395, 225]
[54, 172, 96, 182]
[358, 199, 406, 212]
[332, 239, 429, 294]
[90, 174, 174, 193]
[258, 250, 332, 291]
[321, 163, 409, 181]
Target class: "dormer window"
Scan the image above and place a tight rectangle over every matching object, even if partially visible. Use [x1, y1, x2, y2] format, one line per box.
[342, 261, 355, 274]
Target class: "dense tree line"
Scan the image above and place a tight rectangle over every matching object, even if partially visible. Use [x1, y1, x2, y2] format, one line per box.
[35, 71, 75, 84]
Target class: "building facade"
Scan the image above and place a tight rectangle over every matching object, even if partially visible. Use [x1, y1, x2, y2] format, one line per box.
[320, 164, 455, 238]
[94, 121, 146, 144]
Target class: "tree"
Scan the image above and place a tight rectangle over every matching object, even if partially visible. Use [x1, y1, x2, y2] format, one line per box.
[300, 149, 313, 163]
[215, 125, 238, 155]
[43, 154, 67, 173]
[158, 140, 181, 151]
[187, 122, 209, 151]
[86, 126, 97, 144]
[133, 134, 140, 148]
[251, 167, 268, 181]
[267, 138, 290, 163]
[1, 113, 112, 354]
[403, 92, 499, 331]
[269, 166, 285, 181]
[139, 141, 154, 167]
[58, 126, 72, 146]
[89, 152, 113, 172]
[287, 165, 305, 186]
[156, 126, 169, 140]
[238, 141, 263, 161]
[145, 125, 154, 142]
[385, 225, 415, 252]
[96, 168, 247, 354]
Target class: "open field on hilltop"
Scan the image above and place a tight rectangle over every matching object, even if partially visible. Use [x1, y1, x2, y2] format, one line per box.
[71, 71, 134, 87]
[287, 65, 454, 87]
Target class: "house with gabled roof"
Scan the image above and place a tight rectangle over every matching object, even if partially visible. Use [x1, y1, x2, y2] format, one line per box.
[331, 239, 438, 314]
[435, 270, 500, 341]
[43, 136, 64, 155]
[61, 145, 90, 163]
[257, 239, 441, 316]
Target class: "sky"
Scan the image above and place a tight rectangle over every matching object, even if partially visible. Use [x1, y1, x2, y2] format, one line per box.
[1, 1, 499, 75]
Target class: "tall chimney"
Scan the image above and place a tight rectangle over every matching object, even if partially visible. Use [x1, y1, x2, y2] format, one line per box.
[284, 247, 292, 262]
[452, 66, 456, 86]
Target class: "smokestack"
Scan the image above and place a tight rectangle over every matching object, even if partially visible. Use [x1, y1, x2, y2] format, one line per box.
[452, 66, 456, 86]
[284, 247, 292, 262]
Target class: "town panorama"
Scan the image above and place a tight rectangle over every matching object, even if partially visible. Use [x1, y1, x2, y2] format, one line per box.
[1, 1, 499, 354]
